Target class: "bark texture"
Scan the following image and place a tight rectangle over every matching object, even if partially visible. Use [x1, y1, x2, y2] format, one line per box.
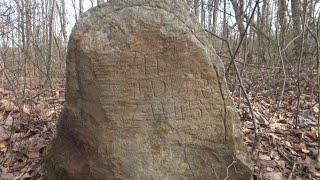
[291, 0, 302, 60]
[278, 0, 287, 48]
[45, 0, 252, 179]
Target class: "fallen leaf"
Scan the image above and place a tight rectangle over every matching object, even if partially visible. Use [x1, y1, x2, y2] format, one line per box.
[45, 109, 56, 118]
[263, 172, 284, 180]
[27, 151, 40, 159]
[265, 167, 274, 172]
[22, 105, 31, 115]
[301, 148, 310, 154]
[4, 114, 13, 127]
[259, 154, 272, 161]
[0, 141, 7, 151]
[284, 141, 291, 147]
[313, 104, 319, 113]
[0, 126, 9, 142]
[0, 100, 18, 112]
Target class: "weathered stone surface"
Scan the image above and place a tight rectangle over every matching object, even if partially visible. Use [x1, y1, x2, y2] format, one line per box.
[46, 0, 252, 179]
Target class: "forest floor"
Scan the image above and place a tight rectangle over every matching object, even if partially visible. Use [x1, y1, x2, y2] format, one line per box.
[0, 67, 320, 179]
[231, 64, 320, 179]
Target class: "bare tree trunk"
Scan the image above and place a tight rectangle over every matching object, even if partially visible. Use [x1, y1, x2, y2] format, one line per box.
[15, 0, 23, 73]
[207, 0, 213, 30]
[89, 0, 94, 7]
[97, 0, 104, 6]
[79, 0, 84, 15]
[212, 0, 220, 33]
[25, 0, 32, 61]
[257, 0, 270, 62]
[61, 0, 67, 42]
[23, 0, 31, 94]
[194, 0, 200, 20]
[231, 0, 245, 40]
[291, 0, 302, 61]
[278, 0, 287, 48]
[71, 0, 78, 22]
[20, 0, 26, 52]
[222, 0, 228, 39]
[308, 0, 315, 25]
[46, 0, 56, 84]
[303, 0, 311, 51]
[201, 0, 205, 27]
[256, 2, 261, 62]
[41, 0, 48, 72]
[261, 0, 270, 32]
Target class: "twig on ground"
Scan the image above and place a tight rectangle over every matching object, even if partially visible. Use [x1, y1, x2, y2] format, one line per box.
[288, 159, 297, 180]
[224, 160, 237, 180]
[276, 21, 287, 108]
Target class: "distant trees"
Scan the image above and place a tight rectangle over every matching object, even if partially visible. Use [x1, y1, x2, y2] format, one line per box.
[185, 0, 320, 142]
[0, 0, 320, 104]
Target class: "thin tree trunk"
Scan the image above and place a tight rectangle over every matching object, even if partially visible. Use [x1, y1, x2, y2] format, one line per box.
[97, 0, 104, 6]
[46, 0, 56, 84]
[231, 0, 245, 40]
[61, 0, 67, 42]
[71, 0, 78, 22]
[201, 0, 205, 27]
[278, 0, 287, 49]
[194, 0, 200, 20]
[212, 0, 220, 34]
[222, 0, 228, 39]
[291, 0, 302, 61]
[208, 0, 213, 30]
[257, 0, 269, 62]
[89, 0, 94, 7]
[79, 0, 83, 15]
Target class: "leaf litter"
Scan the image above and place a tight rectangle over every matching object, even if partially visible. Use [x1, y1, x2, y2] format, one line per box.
[0, 68, 319, 179]
[0, 86, 64, 179]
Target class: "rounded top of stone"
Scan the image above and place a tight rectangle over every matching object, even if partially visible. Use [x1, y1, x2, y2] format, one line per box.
[70, 0, 225, 77]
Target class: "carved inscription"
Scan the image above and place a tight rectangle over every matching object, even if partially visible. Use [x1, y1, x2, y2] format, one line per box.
[94, 51, 221, 128]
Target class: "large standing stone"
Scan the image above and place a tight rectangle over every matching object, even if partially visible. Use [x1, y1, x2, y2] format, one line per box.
[45, 0, 252, 179]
